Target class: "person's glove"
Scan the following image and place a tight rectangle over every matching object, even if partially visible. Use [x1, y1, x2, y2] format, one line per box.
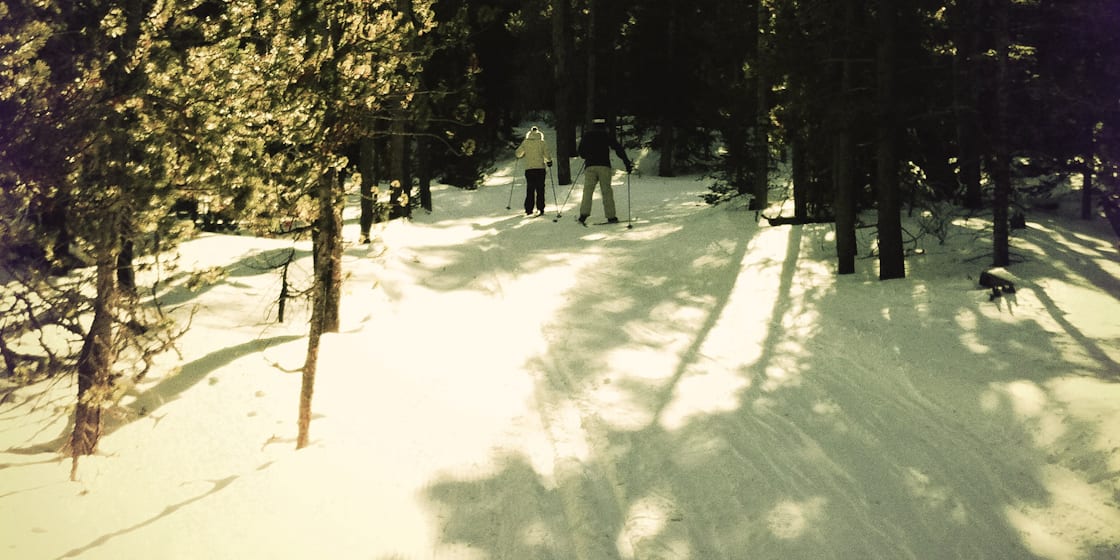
[547, 161, 553, 167]
[625, 162, 633, 174]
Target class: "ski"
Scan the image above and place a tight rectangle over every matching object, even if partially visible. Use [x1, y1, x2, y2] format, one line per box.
[575, 218, 632, 227]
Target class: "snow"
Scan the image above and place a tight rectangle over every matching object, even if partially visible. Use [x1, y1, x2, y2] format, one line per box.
[3, 145, 1120, 559]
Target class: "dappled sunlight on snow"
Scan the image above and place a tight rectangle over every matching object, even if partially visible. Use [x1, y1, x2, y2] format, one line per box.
[616, 492, 690, 559]
[379, 216, 500, 250]
[1006, 465, 1120, 560]
[1036, 280, 1120, 342]
[980, 376, 1120, 557]
[1048, 379, 1120, 474]
[902, 467, 969, 524]
[986, 376, 1120, 469]
[6, 147, 1120, 559]
[765, 496, 827, 540]
[761, 351, 807, 392]
[1026, 220, 1116, 257]
[955, 308, 993, 355]
[622, 220, 684, 241]
[658, 368, 751, 431]
[998, 380, 1052, 417]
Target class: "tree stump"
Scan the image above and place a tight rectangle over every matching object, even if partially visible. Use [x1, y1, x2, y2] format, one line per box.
[979, 270, 1016, 300]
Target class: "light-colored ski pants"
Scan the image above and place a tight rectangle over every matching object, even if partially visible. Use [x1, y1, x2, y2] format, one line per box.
[579, 165, 617, 220]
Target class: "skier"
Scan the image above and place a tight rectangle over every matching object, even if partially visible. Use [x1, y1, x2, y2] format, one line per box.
[576, 117, 632, 225]
[514, 126, 553, 217]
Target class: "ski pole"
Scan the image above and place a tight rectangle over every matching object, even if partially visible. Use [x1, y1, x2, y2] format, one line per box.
[626, 171, 633, 229]
[506, 158, 518, 210]
[548, 165, 558, 216]
[554, 162, 585, 222]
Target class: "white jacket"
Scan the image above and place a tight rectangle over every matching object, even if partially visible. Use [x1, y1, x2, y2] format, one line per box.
[515, 128, 552, 170]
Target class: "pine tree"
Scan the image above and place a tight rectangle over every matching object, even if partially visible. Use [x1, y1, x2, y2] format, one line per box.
[950, 0, 985, 210]
[551, 0, 577, 185]
[990, 0, 1012, 268]
[875, 0, 905, 280]
[0, 0, 233, 472]
[286, 0, 438, 449]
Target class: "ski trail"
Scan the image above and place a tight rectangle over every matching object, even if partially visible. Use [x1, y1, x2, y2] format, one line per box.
[529, 345, 627, 560]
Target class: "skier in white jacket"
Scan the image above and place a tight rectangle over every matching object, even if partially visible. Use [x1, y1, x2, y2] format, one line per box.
[515, 126, 553, 217]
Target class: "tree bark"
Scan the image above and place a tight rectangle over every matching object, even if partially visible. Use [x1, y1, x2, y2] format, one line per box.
[750, 0, 769, 211]
[296, 287, 323, 450]
[953, 2, 983, 210]
[833, 2, 858, 275]
[834, 127, 857, 275]
[417, 135, 432, 212]
[317, 168, 342, 333]
[658, 122, 675, 177]
[551, 0, 575, 184]
[389, 116, 411, 220]
[117, 238, 136, 294]
[658, 0, 677, 177]
[792, 130, 809, 221]
[389, 0, 414, 220]
[297, 167, 343, 449]
[70, 244, 119, 475]
[991, 0, 1012, 267]
[1081, 122, 1094, 220]
[359, 135, 377, 242]
[585, 0, 599, 121]
[876, 0, 905, 280]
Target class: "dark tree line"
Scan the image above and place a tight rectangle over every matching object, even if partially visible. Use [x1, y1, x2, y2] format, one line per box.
[505, 0, 1118, 275]
[2, 0, 1118, 468]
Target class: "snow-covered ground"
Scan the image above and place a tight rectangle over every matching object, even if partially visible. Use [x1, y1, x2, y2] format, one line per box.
[3, 146, 1120, 559]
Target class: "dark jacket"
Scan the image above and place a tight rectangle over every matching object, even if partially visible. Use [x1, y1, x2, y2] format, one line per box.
[578, 127, 631, 170]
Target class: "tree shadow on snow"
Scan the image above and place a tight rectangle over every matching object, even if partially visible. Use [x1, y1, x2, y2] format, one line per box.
[415, 181, 1120, 559]
[104, 334, 302, 437]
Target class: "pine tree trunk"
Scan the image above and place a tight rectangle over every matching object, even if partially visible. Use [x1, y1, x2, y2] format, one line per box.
[551, 0, 575, 185]
[792, 130, 809, 221]
[389, 117, 411, 220]
[1082, 123, 1094, 220]
[992, 0, 1012, 267]
[833, 2, 858, 276]
[876, 0, 905, 280]
[953, 4, 984, 210]
[70, 247, 118, 474]
[317, 169, 342, 333]
[750, 0, 769, 211]
[297, 168, 343, 449]
[359, 135, 377, 242]
[296, 290, 323, 450]
[658, 0, 677, 178]
[834, 127, 857, 275]
[414, 67, 433, 213]
[117, 238, 136, 294]
[788, 63, 810, 221]
[390, 0, 414, 219]
[585, 0, 599, 121]
[658, 122, 675, 177]
[418, 136, 432, 212]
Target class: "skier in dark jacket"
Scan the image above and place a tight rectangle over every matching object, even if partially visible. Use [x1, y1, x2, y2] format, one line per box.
[576, 118, 632, 225]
